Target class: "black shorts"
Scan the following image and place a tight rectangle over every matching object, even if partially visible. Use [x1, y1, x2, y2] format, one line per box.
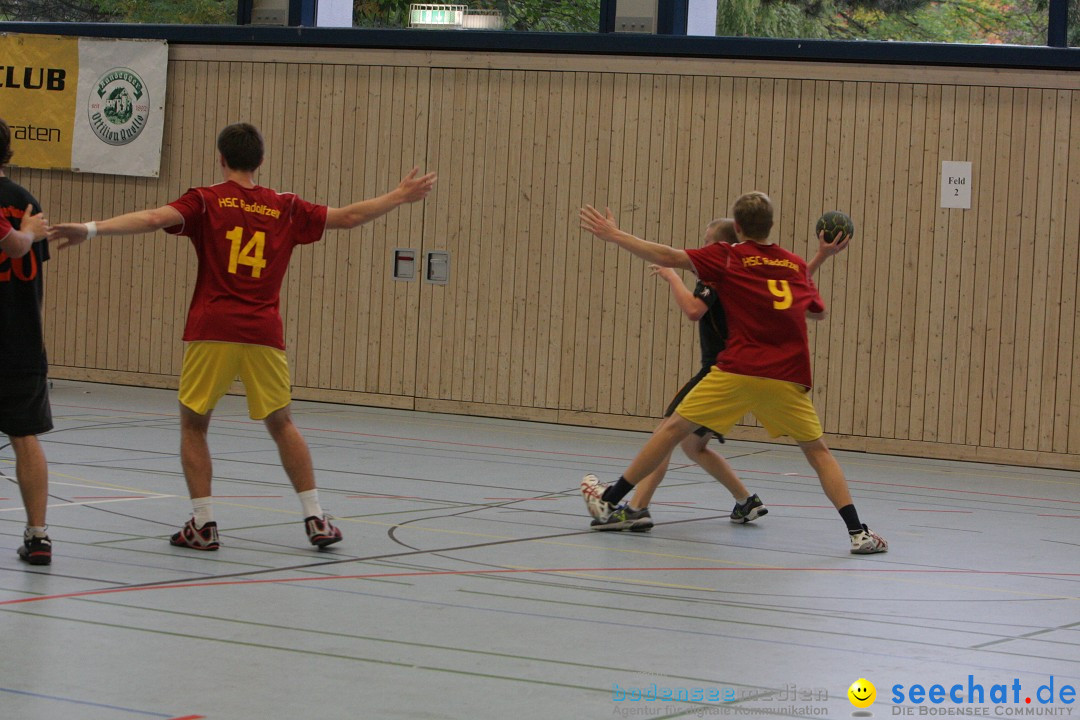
[664, 366, 724, 441]
[0, 374, 53, 437]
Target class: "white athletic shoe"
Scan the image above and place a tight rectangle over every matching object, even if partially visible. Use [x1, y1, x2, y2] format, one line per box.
[581, 474, 615, 522]
[849, 524, 888, 554]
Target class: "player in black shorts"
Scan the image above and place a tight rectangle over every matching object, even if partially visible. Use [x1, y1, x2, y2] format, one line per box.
[590, 219, 766, 531]
[0, 118, 53, 565]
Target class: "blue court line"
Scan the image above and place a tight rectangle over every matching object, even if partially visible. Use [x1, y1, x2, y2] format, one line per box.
[0, 686, 175, 717]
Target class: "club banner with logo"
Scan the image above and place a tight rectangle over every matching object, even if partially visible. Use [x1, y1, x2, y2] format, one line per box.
[1, 33, 167, 177]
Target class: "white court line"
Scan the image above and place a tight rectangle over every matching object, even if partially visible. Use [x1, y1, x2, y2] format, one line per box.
[0, 495, 178, 513]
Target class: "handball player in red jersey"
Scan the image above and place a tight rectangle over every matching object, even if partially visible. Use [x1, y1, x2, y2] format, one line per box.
[578, 192, 886, 554]
[50, 123, 436, 551]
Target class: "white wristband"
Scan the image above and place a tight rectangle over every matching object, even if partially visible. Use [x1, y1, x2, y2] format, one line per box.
[85, 221, 98, 239]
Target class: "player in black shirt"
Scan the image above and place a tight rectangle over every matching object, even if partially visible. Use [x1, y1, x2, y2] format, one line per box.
[590, 219, 767, 531]
[0, 118, 53, 565]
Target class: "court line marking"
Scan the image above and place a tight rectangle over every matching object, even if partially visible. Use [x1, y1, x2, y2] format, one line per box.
[3, 566, 1079, 608]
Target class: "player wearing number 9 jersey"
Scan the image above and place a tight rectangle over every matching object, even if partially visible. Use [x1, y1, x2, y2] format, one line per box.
[49, 122, 437, 552]
[577, 191, 887, 554]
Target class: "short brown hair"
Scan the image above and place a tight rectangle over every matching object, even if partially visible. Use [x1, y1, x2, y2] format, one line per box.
[732, 192, 773, 240]
[706, 218, 737, 245]
[0, 118, 13, 167]
[217, 123, 264, 172]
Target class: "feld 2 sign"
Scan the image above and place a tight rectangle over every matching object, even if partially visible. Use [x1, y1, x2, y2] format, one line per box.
[941, 161, 972, 209]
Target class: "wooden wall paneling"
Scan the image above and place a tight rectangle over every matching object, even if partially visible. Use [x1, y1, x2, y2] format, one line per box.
[880, 83, 913, 439]
[381, 65, 407, 396]
[369, 65, 395, 394]
[1025, 89, 1059, 449]
[356, 65, 384, 394]
[804, 80, 830, 425]
[622, 74, 651, 417]
[979, 88, 1012, 447]
[414, 68, 439, 400]
[1056, 92, 1080, 454]
[778, 79, 804, 344]
[61, 165, 80, 368]
[322, 64, 347, 390]
[505, 69, 528, 409]
[341, 66, 370, 394]
[553, 71, 579, 409]
[920, 83, 952, 443]
[845, 81, 873, 437]
[456, 68, 482, 402]
[711, 77, 734, 222]
[279, 63, 302, 376]
[611, 73, 639, 417]
[569, 72, 594, 411]
[593, 72, 618, 414]
[937, 85, 971, 444]
[439, 68, 468, 401]
[1007, 87, 1041, 448]
[403, 66, 428, 399]
[1040, 91, 1071, 453]
[667, 75, 696, 407]
[650, 75, 679, 416]
[540, 71, 565, 409]
[824, 80, 859, 434]
[951, 86, 982, 445]
[329, 65, 356, 391]
[485, 69, 512, 406]
[898, 83, 929, 441]
[966, 87, 998, 446]
[994, 88, 1029, 448]
[520, 71, 545, 409]
[291, 63, 318, 389]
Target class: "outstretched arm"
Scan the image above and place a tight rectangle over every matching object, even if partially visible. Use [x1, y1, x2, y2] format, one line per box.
[49, 205, 184, 250]
[326, 167, 437, 230]
[579, 205, 693, 270]
[1, 205, 47, 259]
[806, 229, 850, 277]
[650, 265, 708, 321]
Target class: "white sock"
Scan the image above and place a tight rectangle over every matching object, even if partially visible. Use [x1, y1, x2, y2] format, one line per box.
[192, 497, 214, 528]
[298, 490, 324, 519]
[25, 525, 48, 539]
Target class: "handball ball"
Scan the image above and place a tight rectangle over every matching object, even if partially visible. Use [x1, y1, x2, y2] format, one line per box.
[815, 211, 855, 244]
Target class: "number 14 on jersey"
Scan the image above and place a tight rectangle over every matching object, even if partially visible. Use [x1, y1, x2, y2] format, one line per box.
[226, 226, 268, 278]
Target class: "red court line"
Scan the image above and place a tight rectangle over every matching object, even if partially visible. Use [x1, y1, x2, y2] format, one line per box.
[346, 495, 422, 499]
[168, 715, 206, 720]
[897, 509, 973, 513]
[72, 496, 148, 500]
[484, 497, 558, 501]
[768, 504, 834, 509]
[3, 566, 1079, 608]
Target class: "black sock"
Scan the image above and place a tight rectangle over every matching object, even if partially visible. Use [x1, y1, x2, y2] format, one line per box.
[839, 504, 863, 533]
[602, 477, 634, 505]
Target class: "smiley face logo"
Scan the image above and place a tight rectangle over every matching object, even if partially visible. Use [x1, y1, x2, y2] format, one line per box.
[848, 678, 876, 708]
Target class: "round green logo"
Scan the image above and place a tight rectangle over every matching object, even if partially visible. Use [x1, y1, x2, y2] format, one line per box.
[88, 67, 150, 146]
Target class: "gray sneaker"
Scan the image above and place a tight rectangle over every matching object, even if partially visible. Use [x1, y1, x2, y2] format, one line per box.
[730, 493, 768, 524]
[591, 505, 654, 532]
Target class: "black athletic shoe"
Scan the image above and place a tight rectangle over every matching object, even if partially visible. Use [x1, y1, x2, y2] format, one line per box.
[18, 533, 52, 566]
[591, 505, 654, 532]
[305, 514, 343, 548]
[170, 518, 220, 550]
[730, 494, 768, 524]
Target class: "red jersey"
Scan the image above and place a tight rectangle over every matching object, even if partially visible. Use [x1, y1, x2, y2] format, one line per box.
[0, 213, 11, 238]
[685, 241, 825, 388]
[166, 181, 328, 350]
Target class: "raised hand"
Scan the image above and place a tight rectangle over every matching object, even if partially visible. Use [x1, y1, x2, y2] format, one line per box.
[396, 167, 437, 203]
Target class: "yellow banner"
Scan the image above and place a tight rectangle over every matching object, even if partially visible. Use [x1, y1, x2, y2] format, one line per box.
[0, 34, 78, 169]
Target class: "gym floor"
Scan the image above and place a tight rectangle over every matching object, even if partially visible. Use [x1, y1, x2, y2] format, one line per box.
[2, 380, 1078, 720]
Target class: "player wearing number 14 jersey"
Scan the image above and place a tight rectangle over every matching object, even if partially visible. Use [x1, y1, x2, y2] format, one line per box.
[49, 123, 437, 551]
[577, 192, 886, 554]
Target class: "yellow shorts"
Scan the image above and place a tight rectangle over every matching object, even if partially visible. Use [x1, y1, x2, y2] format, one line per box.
[674, 368, 824, 443]
[178, 341, 291, 420]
